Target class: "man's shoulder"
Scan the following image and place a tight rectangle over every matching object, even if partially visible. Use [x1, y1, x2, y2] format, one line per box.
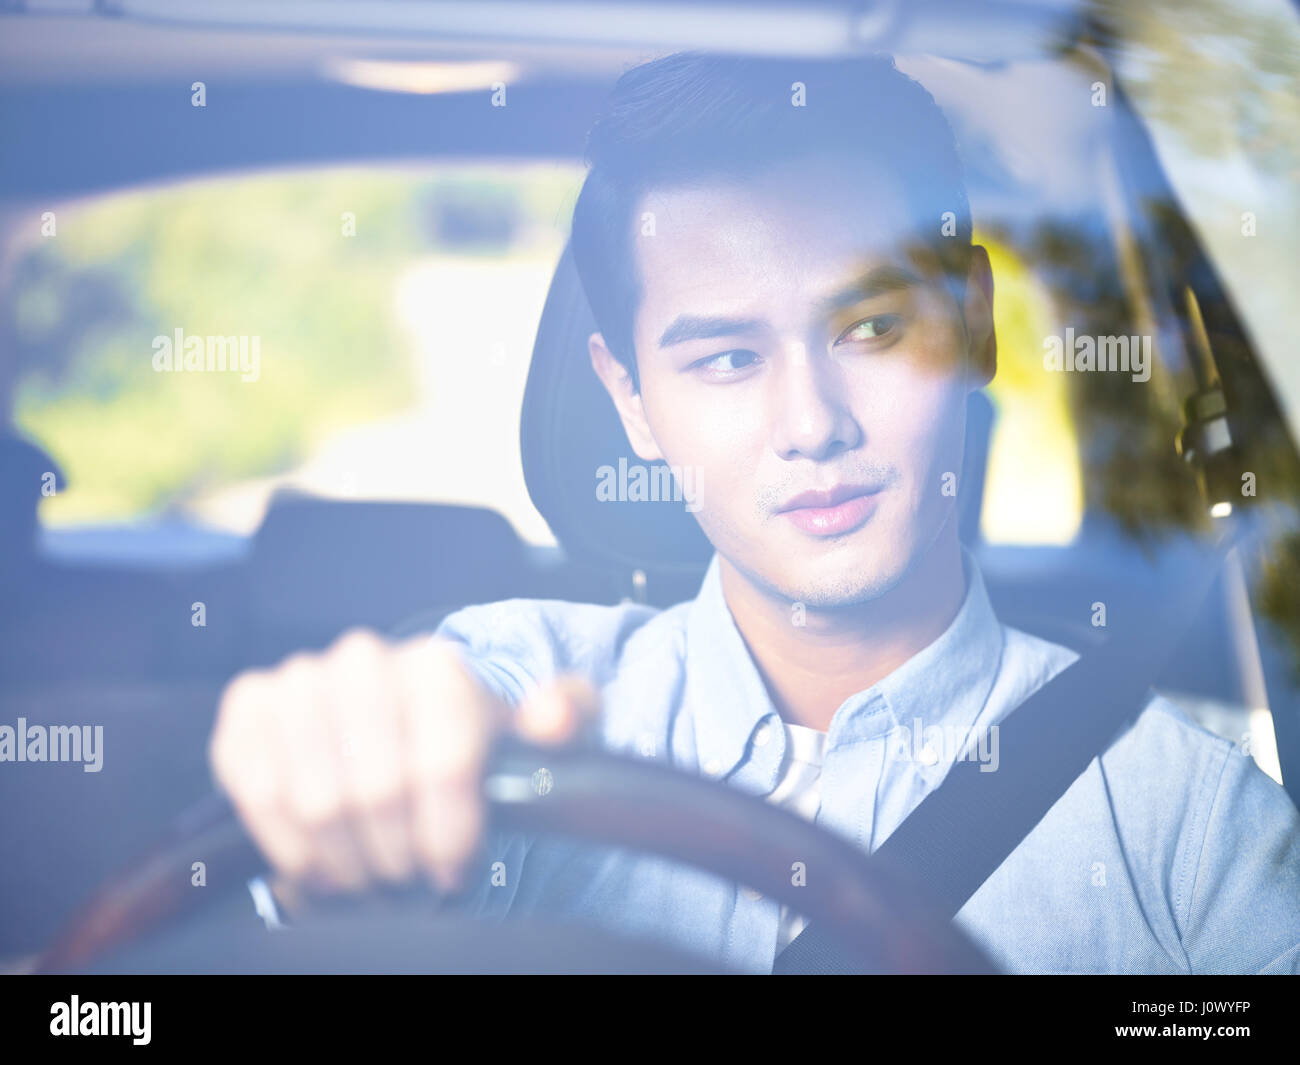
[1096, 693, 1300, 968]
[1117, 692, 1236, 763]
[999, 623, 1250, 781]
[1009, 625, 1296, 893]
[1101, 690, 1296, 848]
[1089, 692, 1237, 828]
[993, 625, 1299, 966]
[993, 621, 1246, 774]
[991, 622, 1286, 836]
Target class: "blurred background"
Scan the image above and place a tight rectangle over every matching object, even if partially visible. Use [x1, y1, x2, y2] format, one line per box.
[0, 0, 1297, 963]
[8, 163, 580, 545]
[3, 0, 1295, 556]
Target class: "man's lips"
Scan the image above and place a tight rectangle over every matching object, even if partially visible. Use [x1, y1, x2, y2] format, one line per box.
[776, 484, 883, 537]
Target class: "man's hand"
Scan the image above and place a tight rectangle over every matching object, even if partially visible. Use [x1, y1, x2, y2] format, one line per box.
[209, 630, 597, 902]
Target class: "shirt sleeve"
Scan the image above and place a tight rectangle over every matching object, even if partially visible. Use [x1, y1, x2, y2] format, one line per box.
[427, 597, 658, 922]
[396, 600, 544, 705]
[1180, 744, 1300, 974]
[427, 602, 550, 920]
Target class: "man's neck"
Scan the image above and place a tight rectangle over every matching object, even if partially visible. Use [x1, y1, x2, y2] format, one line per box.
[718, 529, 968, 732]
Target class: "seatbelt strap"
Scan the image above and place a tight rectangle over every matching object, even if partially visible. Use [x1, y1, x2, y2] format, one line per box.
[773, 540, 1232, 975]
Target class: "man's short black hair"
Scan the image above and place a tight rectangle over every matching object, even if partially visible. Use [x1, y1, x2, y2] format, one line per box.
[570, 51, 972, 389]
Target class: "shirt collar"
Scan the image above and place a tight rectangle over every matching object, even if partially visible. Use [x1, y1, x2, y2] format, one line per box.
[682, 555, 776, 783]
[855, 548, 1005, 753]
[681, 548, 1004, 784]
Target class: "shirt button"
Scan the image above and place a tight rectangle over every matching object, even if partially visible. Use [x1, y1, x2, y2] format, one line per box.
[704, 758, 724, 777]
[752, 724, 772, 748]
[918, 744, 939, 767]
[742, 886, 763, 901]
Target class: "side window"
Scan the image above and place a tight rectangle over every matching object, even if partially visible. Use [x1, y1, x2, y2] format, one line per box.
[7, 165, 582, 544]
[978, 235, 1083, 546]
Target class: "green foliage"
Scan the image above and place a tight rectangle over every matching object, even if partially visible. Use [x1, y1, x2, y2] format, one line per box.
[10, 165, 580, 523]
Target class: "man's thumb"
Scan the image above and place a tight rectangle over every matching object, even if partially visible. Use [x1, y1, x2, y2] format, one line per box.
[515, 675, 601, 745]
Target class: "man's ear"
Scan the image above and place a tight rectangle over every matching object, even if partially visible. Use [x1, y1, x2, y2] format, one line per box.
[962, 245, 996, 389]
[588, 332, 664, 462]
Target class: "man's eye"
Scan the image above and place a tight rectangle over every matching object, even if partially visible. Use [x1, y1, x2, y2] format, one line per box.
[692, 350, 760, 376]
[834, 315, 901, 346]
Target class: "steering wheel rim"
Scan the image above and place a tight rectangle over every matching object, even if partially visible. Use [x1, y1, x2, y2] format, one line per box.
[35, 737, 998, 975]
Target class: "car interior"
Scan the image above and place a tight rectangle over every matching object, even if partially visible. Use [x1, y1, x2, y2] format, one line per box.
[1, 0, 1297, 972]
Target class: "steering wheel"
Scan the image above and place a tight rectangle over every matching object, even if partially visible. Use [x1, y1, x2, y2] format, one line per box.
[34, 738, 998, 975]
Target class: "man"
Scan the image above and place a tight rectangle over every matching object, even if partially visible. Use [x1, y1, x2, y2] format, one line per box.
[210, 52, 1300, 974]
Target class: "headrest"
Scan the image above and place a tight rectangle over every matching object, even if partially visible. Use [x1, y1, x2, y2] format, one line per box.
[521, 244, 993, 576]
[521, 244, 712, 576]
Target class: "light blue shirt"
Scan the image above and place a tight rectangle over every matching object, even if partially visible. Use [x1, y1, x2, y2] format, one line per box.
[433, 552, 1300, 974]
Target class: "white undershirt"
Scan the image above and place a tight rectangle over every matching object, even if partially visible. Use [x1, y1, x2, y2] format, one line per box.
[764, 721, 828, 953]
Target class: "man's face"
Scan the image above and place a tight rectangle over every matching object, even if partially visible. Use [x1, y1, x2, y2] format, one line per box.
[596, 160, 993, 609]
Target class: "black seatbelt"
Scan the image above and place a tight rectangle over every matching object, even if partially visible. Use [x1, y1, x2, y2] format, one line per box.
[773, 538, 1233, 975]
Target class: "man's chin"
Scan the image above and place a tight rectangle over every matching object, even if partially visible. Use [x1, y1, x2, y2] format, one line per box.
[763, 542, 906, 610]
[784, 572, 902, 610]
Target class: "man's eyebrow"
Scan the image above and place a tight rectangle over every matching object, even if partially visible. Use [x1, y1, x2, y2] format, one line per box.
[655, 265, 922, 347]
[657, 315, 766, 348]
[819, 264, 924, 313]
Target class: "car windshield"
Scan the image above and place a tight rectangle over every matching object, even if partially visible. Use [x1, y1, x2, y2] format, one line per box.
[1, 0, 1297, 986]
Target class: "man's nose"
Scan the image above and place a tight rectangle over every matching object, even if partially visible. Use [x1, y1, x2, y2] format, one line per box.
[768, 342, 862, 462]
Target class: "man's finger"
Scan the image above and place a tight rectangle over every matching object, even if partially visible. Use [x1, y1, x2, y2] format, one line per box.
[515, 675, 602, 745]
